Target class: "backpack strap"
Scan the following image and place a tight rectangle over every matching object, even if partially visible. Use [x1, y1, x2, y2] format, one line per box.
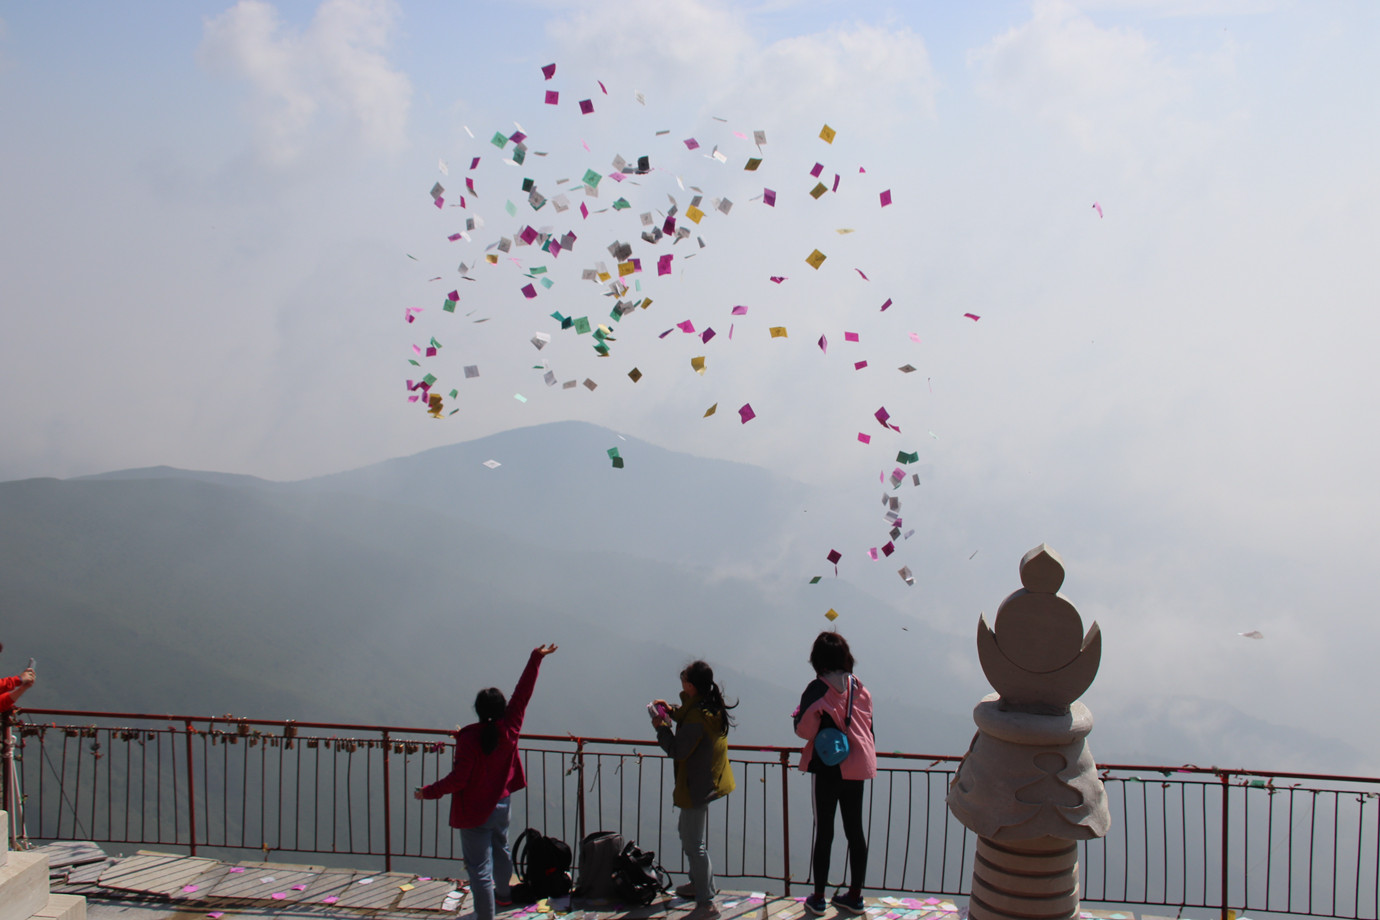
[843, 675, 855, 730]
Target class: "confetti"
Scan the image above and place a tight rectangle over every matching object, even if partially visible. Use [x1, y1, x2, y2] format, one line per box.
[738, 403, 756, 423]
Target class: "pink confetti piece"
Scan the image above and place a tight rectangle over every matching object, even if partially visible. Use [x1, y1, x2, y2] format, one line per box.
[658, 257, 673, 276]
[469, 157, 480, 169]
[684, 138, 700, 150]
[909, 332, 921, 343]
[292, 884, 307, 891]
[731, 305, 749, 315]
[271, 893, 287, 900]
[818, 335, 828, 353]
[323, 896, 340, 904]
[810, 162, 823, 177]
[1092, 201, 1103, 218]
[229, 867, 246, 874]
[598, 80, 608, 94]
[425, 347, 437, 358]
[544, 90, 559, 105]
[875, 407, 900, 432]
[509, 131, 526, 144]
[579, 99, 594, 114]
[609, 172, 626, 182]
[447, 232, 463, 242]
[182, 885, 199, 893]
[580, 202, 589, 219]
[728, 323, 734, 339]
[854, 360, 868, 370]
[880, 298, 893, 311]
[832, 173, 841, 193]
[542, 63, 556, 80]
[521, 284, 537, 299]
[964, 313, 981, 321]
[466, 176, 476, 193]
[882, 541, 895, 556]
[433, 197, 443, 209]
[769, 275, 786, 284]
[827, 549, 842, 564]
[880, 189, 893, 207]
[763, 188, 776, 207]
[868, 547, 879, 561]
[209, 914, 225, 919]
[738, 403, 756, 423]
[701, 327, 715, 343]
[844, 331, 860, 342]
[677, 320, 695, 334]
[855, 268, 869, 280]
[519, 226, 538, 245]
[447, 289, 459, 301]
[857, 433, 871, 444]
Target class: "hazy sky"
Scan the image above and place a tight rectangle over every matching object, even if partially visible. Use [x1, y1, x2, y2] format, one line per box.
[2, 1, 1379, 760]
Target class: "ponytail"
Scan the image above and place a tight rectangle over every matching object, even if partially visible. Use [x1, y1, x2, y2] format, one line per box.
[681, 660, 738, 736]
[474, 687, 507, 755]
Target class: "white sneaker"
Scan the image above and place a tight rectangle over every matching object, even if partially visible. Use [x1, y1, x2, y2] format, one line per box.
[685, 902, 720, 920]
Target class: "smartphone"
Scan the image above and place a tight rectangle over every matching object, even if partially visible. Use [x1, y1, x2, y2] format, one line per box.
[27, 658, 34, 670]
[646, 702, 659, 718]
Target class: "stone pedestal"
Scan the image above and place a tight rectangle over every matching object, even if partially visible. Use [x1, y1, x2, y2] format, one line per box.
[946, 545, 1110, 920]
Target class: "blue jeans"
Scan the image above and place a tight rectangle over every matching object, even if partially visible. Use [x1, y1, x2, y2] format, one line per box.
[678, 804, 714, 903]
[461, 796, 512, 920]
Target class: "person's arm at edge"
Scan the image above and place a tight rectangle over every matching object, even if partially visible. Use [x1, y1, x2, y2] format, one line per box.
[792, 678, 829, 738]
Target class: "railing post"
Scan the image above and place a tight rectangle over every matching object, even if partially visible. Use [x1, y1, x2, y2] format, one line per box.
[184, 720, 197, 856]
[575, 738, 586, 844]
[382, 729, 393, 872]
[1221, 771, 1231, 920]
[2, 710, 12, 846]
[779, 749, 792, 896]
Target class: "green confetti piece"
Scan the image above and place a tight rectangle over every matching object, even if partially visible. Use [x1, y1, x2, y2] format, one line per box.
[540, 277, 554, 289]
[573, 316, 592, 334]
[449, 389, 458, 398]
[408, 359, 420, 366]
[809, 576, 822, 584]
[593, 342, 609, 356]
[521, 177, 534, 192]
[443, 300, 456, 313]
[514, 393, 527, 403]
[430, 337, 442, 347]
[550, 311, 567, 323]
[607, 447, 620, 458]
[583, 168, 602, 188]
[897, 450, 919, 464]
[612, 197, 630, 210]
[529, 265, 548, 275]
[505, 200, 517, 217]
[491, 131, 508, 148]
[611, 456, 624, 468]
[512, 146, 526, 165]
[422, 373, 437, 386]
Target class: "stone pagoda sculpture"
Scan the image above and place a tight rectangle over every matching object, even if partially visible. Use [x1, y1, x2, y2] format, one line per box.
[947, 544, 1110, 920]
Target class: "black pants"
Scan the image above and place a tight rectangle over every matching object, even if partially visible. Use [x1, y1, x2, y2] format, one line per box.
[812, 772, 867, 895]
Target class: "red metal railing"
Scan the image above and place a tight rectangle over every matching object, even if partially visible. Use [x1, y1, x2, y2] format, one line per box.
[6, 708, 1380, 919]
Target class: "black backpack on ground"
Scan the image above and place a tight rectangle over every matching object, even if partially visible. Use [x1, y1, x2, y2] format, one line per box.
[511, 827, 573, 901]
[573, 830, 625, 901]
[613, 840, 671, 905]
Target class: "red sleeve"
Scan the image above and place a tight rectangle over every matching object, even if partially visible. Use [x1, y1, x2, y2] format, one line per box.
[423, 732, 477, 798]
[0, 676, 21, 693]
[502, 650, 544, 733]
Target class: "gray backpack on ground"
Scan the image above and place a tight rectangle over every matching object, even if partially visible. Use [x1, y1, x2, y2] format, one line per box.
[574, 830, 625, 901]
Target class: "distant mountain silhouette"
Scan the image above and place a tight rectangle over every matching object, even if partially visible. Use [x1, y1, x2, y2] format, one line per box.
[1, 421, 1365, 773]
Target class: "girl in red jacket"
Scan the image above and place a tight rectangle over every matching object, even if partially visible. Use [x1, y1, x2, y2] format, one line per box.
[793, 632, 876, 916]
[416, 644, 558, 920]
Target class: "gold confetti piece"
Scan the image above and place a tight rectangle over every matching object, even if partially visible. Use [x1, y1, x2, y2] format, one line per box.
[769, 326, 788, 338]
[690, 356, 706, 375]
[686, 205, 705, 224]
[806, 249, 827, 269]
[703, 403, 717, 417]
[820, 124, 836, 143]
[825, 608, 839, 621]
[810, 182, 828, 199]
[628, 367, 642, 382]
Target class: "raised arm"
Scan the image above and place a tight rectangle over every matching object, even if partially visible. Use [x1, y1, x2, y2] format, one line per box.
[503, 644, 557, 732]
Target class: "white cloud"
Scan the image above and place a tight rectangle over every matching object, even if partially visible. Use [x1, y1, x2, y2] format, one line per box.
[546, 1, 936, 129]
[200, 0, 411, 164]
[968, 0, 1194, 164]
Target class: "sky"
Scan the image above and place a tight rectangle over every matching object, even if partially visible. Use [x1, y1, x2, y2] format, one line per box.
[2, 0, 1379, 762]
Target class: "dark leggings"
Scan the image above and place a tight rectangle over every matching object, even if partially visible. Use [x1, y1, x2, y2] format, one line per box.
[812, 773, 867, 895]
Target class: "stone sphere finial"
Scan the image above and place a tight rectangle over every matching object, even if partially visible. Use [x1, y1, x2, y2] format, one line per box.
[1019, 544, 1064, 593]
[976, 543, 1101, 714]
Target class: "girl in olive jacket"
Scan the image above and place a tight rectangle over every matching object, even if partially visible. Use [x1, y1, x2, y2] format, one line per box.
[652, 660, 736, 920]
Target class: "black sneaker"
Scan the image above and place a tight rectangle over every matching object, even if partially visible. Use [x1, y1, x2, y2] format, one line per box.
[831, 892, 865, 915]
[803, 893, 828, 916]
